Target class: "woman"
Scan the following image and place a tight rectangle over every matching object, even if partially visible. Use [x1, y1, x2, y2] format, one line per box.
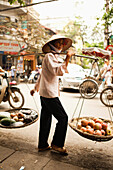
[30, 35, 74, 155]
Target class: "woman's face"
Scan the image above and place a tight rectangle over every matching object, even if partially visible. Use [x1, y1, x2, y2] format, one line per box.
[54, 39, 64, 51]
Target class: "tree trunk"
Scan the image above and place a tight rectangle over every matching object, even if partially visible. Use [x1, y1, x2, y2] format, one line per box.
[104, 0, 109, 48]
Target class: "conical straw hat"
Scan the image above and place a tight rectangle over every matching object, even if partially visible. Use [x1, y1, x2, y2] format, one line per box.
[42, 34, 72, 53]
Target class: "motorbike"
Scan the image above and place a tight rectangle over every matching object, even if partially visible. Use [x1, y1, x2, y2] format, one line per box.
[0, 72, 24, 109]
[28, 71, 40, 83]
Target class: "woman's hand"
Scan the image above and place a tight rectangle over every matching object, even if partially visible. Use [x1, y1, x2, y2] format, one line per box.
[66, 50, 75, 57]
[30, 89, 35, 96]
[65, 50, 75, 66]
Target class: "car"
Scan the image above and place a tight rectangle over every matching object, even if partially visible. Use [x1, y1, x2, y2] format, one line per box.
[59, 63, 86, 90]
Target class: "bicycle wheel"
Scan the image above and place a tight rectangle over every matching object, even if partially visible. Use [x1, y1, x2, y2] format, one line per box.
[100, 87, 113, 107]
[79, 79, 98, 99]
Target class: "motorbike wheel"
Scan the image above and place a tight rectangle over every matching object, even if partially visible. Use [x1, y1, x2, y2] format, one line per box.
[79, 79, 98, 99]
[8, 88, 24, 109]
[100, 86, 113, 107]
[28, 79, 33, 84]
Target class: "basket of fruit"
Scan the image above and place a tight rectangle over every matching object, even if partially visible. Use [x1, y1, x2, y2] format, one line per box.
[69, 117, 113, 142]
[0, 108, 39, 129]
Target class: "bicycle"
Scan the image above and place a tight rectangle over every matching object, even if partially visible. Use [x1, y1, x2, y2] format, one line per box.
[100, 86, 113, 107]
[79, 47, 111, 99]
[79, 58, 104, 99]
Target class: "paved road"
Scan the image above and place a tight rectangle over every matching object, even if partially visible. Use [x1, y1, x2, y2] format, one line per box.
[0, 83, 113, 170]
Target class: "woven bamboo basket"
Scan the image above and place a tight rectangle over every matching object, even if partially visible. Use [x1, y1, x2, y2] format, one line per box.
[69, 117, 113, 142]
[0, 108, 39, 129]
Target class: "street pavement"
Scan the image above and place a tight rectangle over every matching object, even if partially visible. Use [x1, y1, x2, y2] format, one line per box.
[0, 83, 113, 170]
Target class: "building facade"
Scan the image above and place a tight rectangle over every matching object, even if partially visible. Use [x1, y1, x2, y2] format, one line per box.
[0, 0, 53, 77]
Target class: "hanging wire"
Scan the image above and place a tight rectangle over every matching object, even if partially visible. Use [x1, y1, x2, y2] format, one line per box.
[72, 97, 81, 119]
[71, 96, 85, 127]
[77, 98, 84, 119]
[106, 95, 113, 121]
[72, 96, 85, 119]
[0, 0, 58, 12]
[24, 82, 40, 113]
[104, 90, 113, 121]
[107, 105, 113, 121]
[76, 98, 84, 127]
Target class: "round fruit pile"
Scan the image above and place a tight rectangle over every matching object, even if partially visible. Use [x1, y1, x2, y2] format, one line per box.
[71, 117, 113, 136]
[0, 109, 38, 128]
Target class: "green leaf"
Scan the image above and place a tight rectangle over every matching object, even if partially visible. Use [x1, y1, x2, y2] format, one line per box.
[8, 0, 25, 5]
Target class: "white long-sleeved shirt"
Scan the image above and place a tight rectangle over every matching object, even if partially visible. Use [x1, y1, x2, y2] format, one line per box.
[34, 53, 67, 98]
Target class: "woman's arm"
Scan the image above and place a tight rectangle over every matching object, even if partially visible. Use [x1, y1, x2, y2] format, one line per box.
[30, 74, 41, 96]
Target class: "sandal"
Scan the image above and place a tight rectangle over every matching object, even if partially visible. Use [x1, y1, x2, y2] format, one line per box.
[38, 146, 51, 152]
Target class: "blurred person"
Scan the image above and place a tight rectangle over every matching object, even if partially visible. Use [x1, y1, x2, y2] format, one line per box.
[34, 65, 41, 80]
[38, 65, 42, 74]
[101, 59, 112, 86]
[98, 59, 112, 91]
[11, 66, 16, 81]
[16, 68, 20, 83]
[30, 35, 74, 155]
[92, 62, 98, 77]
[35, 65, 40, 75]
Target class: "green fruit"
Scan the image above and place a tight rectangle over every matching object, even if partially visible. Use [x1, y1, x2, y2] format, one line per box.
[1, 118, 16, 126]
[0, 115, 9, 120]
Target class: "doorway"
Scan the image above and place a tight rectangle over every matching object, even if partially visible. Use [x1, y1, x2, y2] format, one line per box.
[24, 60, 33, 78]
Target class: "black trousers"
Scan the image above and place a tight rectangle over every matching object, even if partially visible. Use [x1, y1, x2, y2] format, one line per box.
[38, 96, 68, 148]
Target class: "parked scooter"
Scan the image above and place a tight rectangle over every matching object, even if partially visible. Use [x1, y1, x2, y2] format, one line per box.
[0, 71, 24, 109]
[28, 70, 40, 83]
